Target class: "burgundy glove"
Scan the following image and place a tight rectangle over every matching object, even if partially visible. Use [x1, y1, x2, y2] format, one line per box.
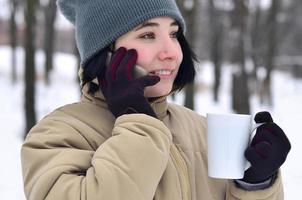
[241, 111, 291, 183]
[98, 47, 160, 118]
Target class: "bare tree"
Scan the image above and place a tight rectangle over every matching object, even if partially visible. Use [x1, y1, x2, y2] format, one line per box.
[24, 0, 38, 137]
[209, 0, 224, 102]
[43, 0, 57, 85]
[176, 0, 199, 110]
[230, 0, 250, 114]
[244, 0, 266, 98]
[249, 0, 262, 78]
[73, 33, 81, 92]
[260, 0, 282, 106]
[9, 0, 19, 83]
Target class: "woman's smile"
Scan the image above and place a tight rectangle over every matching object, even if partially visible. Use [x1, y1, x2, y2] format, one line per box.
[149, 68, 175, 79]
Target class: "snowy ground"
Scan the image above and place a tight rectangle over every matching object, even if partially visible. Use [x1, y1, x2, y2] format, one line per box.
[0, 46, 301, 199]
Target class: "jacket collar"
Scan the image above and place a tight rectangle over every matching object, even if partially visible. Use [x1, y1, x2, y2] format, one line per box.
[81, 82, 169, 120]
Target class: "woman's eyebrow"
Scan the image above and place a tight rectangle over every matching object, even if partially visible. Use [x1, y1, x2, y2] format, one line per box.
[134, 20, 179, 31]
[171, 21, 179, 27]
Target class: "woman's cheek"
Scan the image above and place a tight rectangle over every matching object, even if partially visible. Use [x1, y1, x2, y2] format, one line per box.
[136, 48, 151, 66]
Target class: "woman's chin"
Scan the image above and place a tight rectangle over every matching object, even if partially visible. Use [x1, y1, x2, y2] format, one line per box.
[144, 85, 173, 98]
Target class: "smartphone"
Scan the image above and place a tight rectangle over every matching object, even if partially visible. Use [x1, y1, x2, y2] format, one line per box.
[106, 51, 148, 78]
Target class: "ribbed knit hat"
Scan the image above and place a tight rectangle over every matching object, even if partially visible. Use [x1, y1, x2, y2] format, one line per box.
[57, 0, 186, 67]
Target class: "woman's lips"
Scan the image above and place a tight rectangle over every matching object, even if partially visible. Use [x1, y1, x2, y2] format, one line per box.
[149, 69, 175, 79]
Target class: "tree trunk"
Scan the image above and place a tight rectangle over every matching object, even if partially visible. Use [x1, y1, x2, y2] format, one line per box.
[44, 0, 57, 85]
[10, 0, 18, 83]
[260, 0, 281, 106]
[231, 0, 250, 114]
[209, 0, 223, 102]
[232, 69, 250, 114]
[250, 1, 261, 76]
[24, 0, 38, 138]
[249, 1, 262, 95]
[74, 34, 81, 93]
[176, 0, 199, 110]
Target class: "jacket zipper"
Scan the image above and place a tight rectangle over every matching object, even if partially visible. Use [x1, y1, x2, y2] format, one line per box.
[170, 144, 191, 200]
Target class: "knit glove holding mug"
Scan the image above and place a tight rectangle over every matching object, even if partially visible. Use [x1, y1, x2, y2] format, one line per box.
[98, 47, 160, 118]
[241, 111, 291, 183]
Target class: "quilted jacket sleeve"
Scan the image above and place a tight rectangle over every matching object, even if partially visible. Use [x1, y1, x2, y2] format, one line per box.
[226, 171, 283, 199]
[21, 113, 172, 200]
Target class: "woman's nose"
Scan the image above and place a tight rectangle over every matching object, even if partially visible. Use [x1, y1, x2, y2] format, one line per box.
[158, 38, 179, 61]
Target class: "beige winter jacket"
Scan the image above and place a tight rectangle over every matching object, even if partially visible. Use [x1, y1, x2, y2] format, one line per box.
[21, 84, 283, 200]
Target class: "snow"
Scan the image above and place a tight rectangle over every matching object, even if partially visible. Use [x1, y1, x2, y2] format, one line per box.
[0, 46, 301, 199]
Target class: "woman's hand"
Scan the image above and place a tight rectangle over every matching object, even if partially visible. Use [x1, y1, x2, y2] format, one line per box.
[98, 47, 160, 118]
[241, 111, 291, 183]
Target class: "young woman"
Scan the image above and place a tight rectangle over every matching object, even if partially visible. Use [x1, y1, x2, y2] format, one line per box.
[21, 0, 291, 199]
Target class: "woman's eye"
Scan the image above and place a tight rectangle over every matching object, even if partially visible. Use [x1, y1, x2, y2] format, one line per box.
[171, 31, 179, 38]
[138, 31, 179, 40]
[139, 32, 155, 39]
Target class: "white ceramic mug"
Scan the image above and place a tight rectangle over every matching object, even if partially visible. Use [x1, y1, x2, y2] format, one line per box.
[206, 113, 262, 179]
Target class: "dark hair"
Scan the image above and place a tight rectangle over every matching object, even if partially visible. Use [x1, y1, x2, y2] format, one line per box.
[82, 32, 198, 94]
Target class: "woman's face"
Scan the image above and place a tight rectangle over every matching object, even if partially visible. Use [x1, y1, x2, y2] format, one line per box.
[115, 16, 183, 97]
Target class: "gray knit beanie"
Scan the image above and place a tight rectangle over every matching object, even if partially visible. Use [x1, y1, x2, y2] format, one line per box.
[57, 0, 186, 67]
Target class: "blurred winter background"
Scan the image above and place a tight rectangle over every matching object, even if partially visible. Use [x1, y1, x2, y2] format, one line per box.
[0, 0, 301, 199]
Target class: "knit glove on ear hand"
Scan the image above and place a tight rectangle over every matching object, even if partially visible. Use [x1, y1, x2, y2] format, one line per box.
[98, 47, 160, 118]
[241, 111, 291, 183]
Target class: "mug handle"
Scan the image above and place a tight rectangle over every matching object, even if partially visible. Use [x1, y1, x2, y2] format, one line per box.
[245, 122, 266, 170]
